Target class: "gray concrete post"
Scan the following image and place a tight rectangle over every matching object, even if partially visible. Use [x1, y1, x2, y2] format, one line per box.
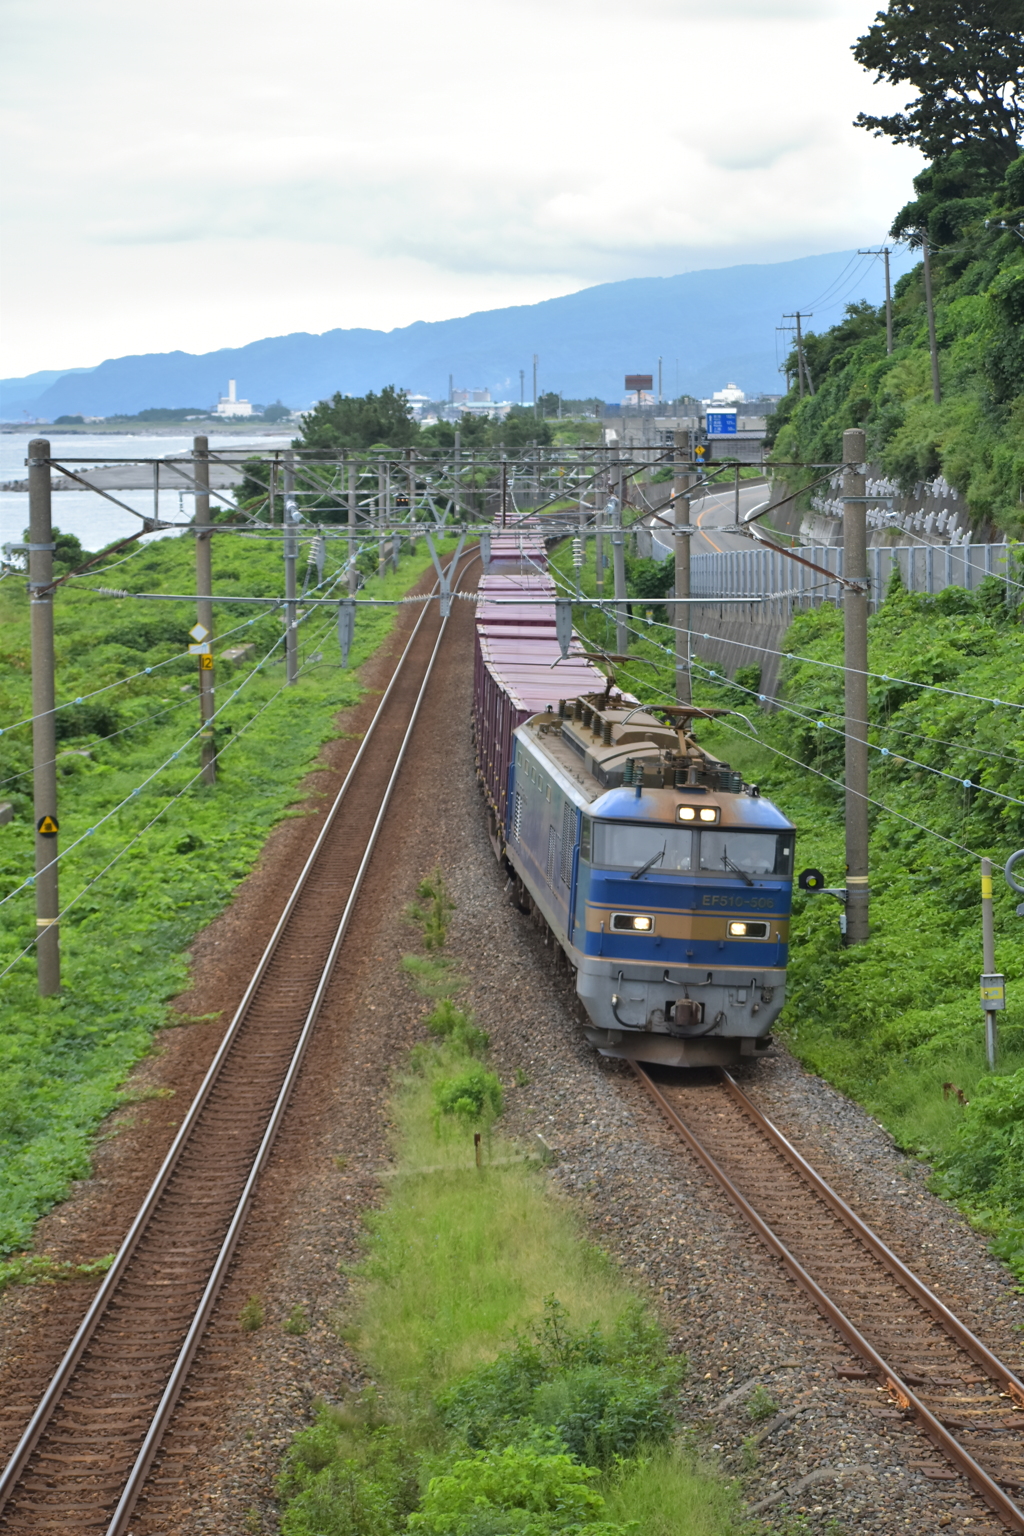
[192, 436, 216, 784]
[28, 438, 60, 994]
[673, 431, 692, 704]
[843, 428, 870, 945]
[284, 450, 299, 684]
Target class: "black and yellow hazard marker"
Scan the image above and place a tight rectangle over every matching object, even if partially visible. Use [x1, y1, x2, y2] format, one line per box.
[36, 814, 59, 837]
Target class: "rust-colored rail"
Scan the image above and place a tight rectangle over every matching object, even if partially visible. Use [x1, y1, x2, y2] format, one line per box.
[632, 1062, 1024, 1531]
[0, 550, 477, 1535]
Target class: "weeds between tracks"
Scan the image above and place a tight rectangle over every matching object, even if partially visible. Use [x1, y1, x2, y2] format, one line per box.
[277, 871, 751, 1536]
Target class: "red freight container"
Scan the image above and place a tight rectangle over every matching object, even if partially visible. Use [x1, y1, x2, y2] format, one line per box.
[473, 570, 609, 833]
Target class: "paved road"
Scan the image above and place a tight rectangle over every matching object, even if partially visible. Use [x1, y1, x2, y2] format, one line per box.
[648, 480, 771, 558]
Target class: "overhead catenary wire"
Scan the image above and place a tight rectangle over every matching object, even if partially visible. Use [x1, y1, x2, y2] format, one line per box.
[0, 621, 293, 913]
[591, 604, 986, 862]
[549, 563, 1001, 861]
[0, 540, 460, 979]
[0, 539, 367, 910]
[646, 613, 1024, 712]
[0, 667, 297, 984]
[578, 585, 1023, 805]
[0, 695, 194, 790]
[695, 664, 1024, 809]
[0, 608, 281, 739]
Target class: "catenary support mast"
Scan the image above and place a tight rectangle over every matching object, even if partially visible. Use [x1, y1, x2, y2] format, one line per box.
[28, 438, 60, 994]
[843, 427, 870, 945]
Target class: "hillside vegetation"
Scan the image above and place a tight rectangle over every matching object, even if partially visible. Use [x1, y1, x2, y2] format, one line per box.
[551, 535, 1024, 1273]
[769, 152, 1024, 540]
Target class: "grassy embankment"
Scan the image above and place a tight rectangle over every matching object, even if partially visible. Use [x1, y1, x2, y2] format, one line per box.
[550, 535, 1024, 1272]
[277, 874, 751, 1536]
[0, 529, 454, 1267]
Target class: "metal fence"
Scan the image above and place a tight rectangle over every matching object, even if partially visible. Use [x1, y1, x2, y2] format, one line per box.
[651, 540, 1017, 618]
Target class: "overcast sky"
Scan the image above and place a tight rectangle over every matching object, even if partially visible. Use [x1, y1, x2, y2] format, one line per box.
[2, 0, 922, 377]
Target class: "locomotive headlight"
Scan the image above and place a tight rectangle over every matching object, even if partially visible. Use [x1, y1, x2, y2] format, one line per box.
[677, 806, 696, 821]
[699, 807, 718, 822]
[729, 921, 749, 936]
[676, 804, 720, 824]
[728, 920, 770, 938]
[612, 913, 654, 932]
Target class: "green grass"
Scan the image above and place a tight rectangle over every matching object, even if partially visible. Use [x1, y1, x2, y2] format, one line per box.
[602, 1451, 743, 1536]
[354, 1044, 629, 1396]
[278, 885, 743, 1536]
[0, 530, 454, 1257]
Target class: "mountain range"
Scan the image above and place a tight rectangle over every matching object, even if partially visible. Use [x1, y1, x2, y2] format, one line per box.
[1, 248, 914, 421]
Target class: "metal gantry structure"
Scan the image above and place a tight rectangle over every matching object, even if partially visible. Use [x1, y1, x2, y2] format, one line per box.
[5, 433, 869, 997]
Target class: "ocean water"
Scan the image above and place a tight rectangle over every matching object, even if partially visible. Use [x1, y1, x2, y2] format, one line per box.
[0, 431, 292, 555]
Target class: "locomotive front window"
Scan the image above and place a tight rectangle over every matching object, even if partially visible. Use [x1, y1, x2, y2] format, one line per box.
[698, 831, 793, 877]
[593, 822, 693, 872]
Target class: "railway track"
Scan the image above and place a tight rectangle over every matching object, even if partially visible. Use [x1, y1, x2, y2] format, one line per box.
[0, 548, 477, 1535]
[633, 1063, 1024, 1530]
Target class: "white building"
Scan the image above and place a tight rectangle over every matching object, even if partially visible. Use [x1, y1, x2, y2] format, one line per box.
[214, 380, 253, 418]
[704, 382, 746, 406]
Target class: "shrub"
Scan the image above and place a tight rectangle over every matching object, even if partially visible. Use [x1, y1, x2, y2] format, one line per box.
[432, 1066, 503, 1128]
[426, 999, 489, 1056]
[408, 1444, 633, 1536]
[279, 1404, 418, 1536]
[438, 1299, 681, 1466]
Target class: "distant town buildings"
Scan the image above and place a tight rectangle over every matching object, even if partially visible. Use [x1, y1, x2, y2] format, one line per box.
[704, 382, 746, 405]
[214, 380, 253, 418]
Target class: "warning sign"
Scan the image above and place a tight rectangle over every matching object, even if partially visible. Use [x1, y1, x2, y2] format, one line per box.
[199, 654, 214, 670]
[37, 814, 59, 837]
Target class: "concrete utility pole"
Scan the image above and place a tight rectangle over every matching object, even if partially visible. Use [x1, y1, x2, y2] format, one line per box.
[28, 438, 60, 994]
[283, 450, 299, 684]
[192, 436, 216, 784]
[842, 427, 869, 945]
[376, 457, 386, 578]
[921, 239, 941, 403]
[658, 356, 663, 404]
[861, 246, 894, 354]
[784, 312, 813, 397]
[673, 430, 693, 705]
[453, 430, 461, 521]
[981, 857, 999, 1069]
[519, 368, 525, 405]
[610, 453, 628, 655]
[388, 460, 398, 572]
[347, 461, 357, 594]
[533, 354, 539, 418]
[407, 448, 417, 554]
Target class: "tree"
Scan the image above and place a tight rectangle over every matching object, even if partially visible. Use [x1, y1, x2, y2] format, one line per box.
[500, 407, 552, 447]
[261, 400, 291, 422]
[852, 0, 1024, 176]
[298, 385, 418, 452]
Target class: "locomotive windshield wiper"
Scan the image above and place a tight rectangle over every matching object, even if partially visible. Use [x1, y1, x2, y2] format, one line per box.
[721, 851, 754, 886]
[630, 844, 666, 880]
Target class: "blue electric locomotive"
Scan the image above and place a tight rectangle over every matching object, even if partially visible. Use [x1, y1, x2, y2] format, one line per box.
[471, 548, 795, 1068]
[503, 693, 795, 1067]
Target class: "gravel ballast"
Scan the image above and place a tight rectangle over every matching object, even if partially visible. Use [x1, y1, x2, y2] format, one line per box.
[1, 584, 1019, 1535]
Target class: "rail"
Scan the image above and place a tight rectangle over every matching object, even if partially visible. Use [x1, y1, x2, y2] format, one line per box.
[0, 547, 479, 1533]
[631, 1061, 1024, 1532]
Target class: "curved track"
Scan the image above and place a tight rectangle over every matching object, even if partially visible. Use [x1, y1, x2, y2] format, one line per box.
[0, 549, 477, 1535]
[633, 1063, 1024, 1530]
